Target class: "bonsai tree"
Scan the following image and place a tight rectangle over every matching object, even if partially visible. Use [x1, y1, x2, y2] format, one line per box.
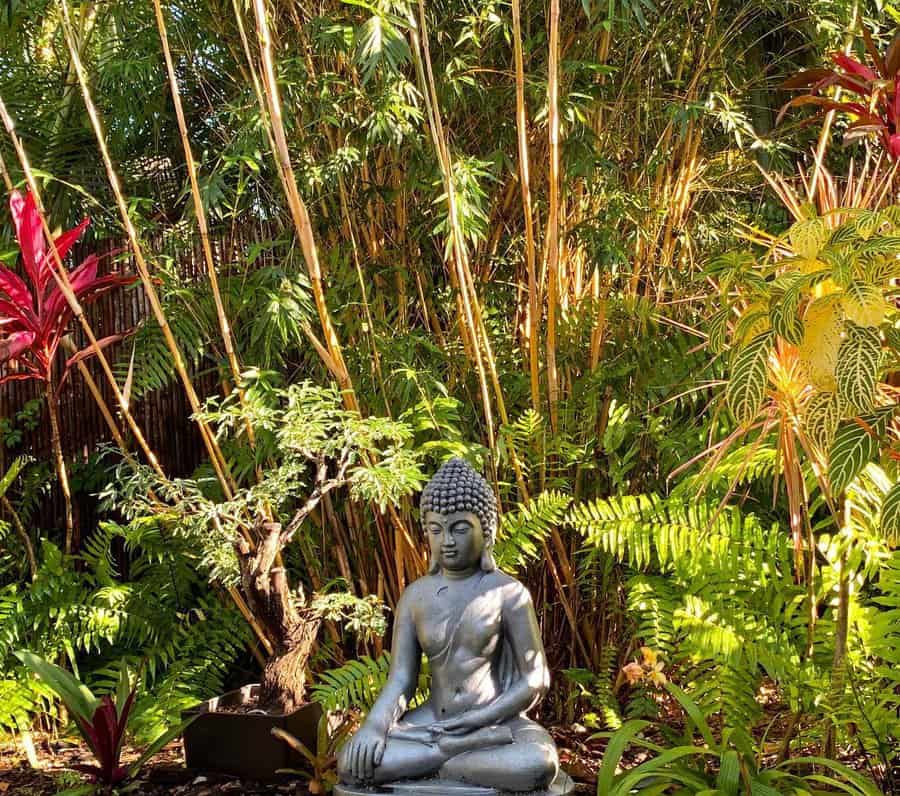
[105, 376, 425, 712]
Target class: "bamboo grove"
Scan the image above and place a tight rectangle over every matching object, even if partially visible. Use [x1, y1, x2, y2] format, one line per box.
[0, 0, 898, 791]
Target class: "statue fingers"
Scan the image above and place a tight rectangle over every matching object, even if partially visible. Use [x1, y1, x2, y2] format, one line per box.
[351, 740, 363, 781]
[362, 741, 375, 781]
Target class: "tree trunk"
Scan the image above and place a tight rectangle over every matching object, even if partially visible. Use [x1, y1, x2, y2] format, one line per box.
[45, 378, 75, 554]
[258, 613, 321, 714]
[237, 522, 322, 714]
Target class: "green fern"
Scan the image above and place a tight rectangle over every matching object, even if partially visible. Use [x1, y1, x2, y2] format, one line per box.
[495, 490, 571, 571]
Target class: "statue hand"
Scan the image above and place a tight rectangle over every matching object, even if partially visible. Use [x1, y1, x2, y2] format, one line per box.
[341, 723, 386, 783]
[429, 711, 484, 736]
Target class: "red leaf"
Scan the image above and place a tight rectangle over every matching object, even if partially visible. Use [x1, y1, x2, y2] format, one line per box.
[40, 217, 90, 295]
[91, 697, 120, 782]
[9, 191, 45, 288]
[834, 53, 877, 82]
[0, 331, 35, 364]
[0, 265, 34, 311]
[888, 134, 900, 159]
[57, 334, 125, 393]
[0, 298, 37, 332]
[777, 95, 884, 127]
[0, 371, 42, 386]
[40, 254, 99, 330]
[781, 68, 837, 89]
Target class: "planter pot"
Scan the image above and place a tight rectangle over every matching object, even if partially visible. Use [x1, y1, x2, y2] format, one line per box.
[182, 684, 322, 781]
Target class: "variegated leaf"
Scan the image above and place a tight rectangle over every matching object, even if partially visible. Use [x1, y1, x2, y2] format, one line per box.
[828, 408, 893, 495]
[788, 217, 829, 260]
[881, 482, 900, 545]
[836, 322, 882, 413]
[726, 332, 772, 425]
[829, 419, 878, 495]
[842, 281, 889, 328]
[804, 391, 843, 454]
[769, 286, 803, 345]
[708, 306, 730, 354]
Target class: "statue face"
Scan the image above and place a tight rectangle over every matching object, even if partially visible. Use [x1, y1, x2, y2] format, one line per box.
[424, 510, 485, 573]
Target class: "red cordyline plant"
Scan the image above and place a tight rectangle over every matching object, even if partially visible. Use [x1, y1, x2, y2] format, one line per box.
[780, 29, 900, 159]
[0, 190, 134, 552]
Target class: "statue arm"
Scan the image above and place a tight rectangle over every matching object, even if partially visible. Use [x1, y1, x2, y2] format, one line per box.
[362, 587, 422, 733]
[438, 582, 549, 733]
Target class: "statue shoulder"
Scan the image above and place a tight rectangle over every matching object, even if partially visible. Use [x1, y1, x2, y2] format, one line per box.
[395, 574, 437, 614]
[485, 570, 533, 602]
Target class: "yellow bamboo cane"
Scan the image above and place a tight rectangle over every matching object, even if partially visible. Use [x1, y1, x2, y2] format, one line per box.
[249, 0, 358, 411]
[59, 0, 235, 497]
[151, 0, 256, 448]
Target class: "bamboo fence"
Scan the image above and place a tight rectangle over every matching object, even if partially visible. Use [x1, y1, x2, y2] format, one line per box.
[0, 219, 274, 534]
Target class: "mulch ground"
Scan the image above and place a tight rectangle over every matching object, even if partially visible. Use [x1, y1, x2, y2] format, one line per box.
[0, 727, 601, 795]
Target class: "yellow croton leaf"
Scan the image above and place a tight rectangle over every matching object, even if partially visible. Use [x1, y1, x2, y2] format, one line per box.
[799, 297, 844, 391]
[640, 646, 658, 666]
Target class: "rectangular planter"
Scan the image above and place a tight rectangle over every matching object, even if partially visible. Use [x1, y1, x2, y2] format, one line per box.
[182, 684, 322, 781]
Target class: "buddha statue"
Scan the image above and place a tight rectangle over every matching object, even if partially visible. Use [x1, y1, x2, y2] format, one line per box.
[336, 459, 574, 795]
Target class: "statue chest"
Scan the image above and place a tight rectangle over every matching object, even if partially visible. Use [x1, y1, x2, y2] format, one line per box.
[415, 586, 504, 662]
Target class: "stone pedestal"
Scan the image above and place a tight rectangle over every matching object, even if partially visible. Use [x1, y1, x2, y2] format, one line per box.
[334, 770, 575, 796]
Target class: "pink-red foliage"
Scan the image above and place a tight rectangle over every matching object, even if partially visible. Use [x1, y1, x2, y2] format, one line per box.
[0, 191, 134, 386]
[780, 30, 900, 159]
[72, 693, 136, 784]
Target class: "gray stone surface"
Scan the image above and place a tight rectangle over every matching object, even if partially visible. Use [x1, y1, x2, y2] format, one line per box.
[336, 459, 574, 794]
[335, 769, 575, 795]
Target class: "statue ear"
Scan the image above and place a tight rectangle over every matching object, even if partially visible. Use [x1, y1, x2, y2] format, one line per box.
[480, 542, 497, 572]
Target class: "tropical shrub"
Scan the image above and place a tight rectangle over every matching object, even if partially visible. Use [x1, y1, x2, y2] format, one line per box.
[14, 652, 186, 792]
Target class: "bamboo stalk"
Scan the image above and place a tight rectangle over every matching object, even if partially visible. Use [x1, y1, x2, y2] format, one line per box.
[545, 0, 561, 432]
[248, 0, 358, 411]
[45, 378, 75, 553]
[151, 0, 256, 448]
[406, 1, 497, 454]
[58, 0, 234, 496]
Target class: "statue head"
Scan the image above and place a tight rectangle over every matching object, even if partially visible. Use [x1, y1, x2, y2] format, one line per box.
[420, 458, 498, 574]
